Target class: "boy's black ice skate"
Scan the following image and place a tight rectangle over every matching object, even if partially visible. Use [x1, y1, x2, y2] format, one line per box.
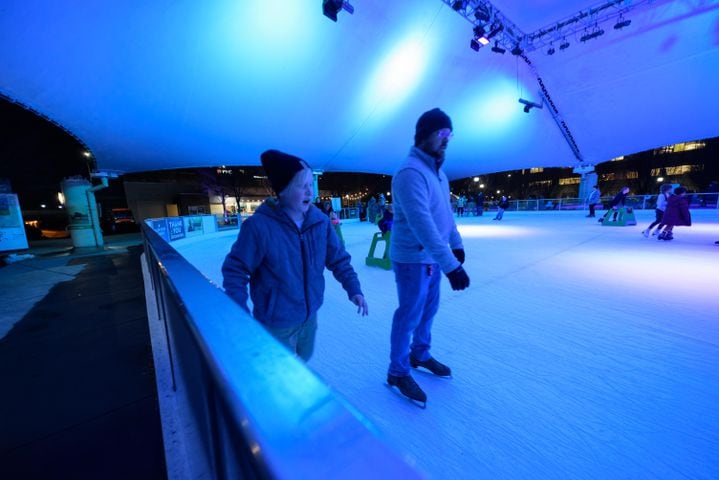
[410, 355, 452, 377]
[387, 374, 427, 407]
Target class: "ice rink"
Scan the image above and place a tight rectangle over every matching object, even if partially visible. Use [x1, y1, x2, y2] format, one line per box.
[176, 209, 719, 479]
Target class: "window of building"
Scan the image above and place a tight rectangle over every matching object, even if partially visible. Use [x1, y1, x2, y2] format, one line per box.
[530, 168, 544, 173]
[558, 177, 580, 185]
[665, 164, 702, 175]
[626, 171, 638, 179]
[654, 141, 706, 155]
[529, 180, 552, 187]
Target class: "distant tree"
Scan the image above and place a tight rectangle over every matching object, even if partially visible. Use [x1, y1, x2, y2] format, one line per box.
[196, 166, 258, 217]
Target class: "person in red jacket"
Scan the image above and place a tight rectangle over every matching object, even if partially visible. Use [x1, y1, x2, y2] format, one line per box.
[657, 187, 691, 241]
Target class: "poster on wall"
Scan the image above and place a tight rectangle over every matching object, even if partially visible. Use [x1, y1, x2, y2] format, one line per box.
[147, 218, 169, 242]
[167, 217, 185, 241]
[0, 194, 29, 252]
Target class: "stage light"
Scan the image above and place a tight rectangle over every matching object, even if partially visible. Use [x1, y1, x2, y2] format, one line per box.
[547, 45, 555, 55]
[559, 40, 570, 50]
[580, 28, 604, 42]
[322, 0, 354, 22]
[510, 45, 523, 56]
[614, 18, 631, 29]
[519, 98, 543, 113]
[452, 1, 465, 11]
[491, 41, 505, 54]
[470, 38, 481, 51]
[473, 25, 486, 38]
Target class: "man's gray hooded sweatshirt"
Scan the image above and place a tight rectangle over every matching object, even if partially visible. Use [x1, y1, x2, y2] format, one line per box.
[222, 199, 362, 328]
[390, 146, 463, 273]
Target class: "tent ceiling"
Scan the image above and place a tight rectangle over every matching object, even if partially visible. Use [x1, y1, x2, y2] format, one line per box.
[1, 0, 718, 179]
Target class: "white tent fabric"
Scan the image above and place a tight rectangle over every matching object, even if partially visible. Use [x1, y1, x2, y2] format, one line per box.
[1, 0, 718, 178]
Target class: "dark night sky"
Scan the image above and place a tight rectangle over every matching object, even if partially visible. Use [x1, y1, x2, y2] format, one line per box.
[0, 97, 90, 209]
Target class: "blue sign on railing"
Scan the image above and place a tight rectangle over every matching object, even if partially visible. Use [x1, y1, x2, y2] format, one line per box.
[148, 218, 169, 241]
[167, 217, 186, 241]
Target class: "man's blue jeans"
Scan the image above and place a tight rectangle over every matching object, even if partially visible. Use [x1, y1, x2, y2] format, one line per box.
[389, 262, 441, 377]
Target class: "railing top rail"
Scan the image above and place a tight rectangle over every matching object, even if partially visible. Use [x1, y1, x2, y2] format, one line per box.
[142, 224, 419, 479]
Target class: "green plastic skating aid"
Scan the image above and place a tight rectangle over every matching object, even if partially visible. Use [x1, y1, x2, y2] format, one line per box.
[365, 231, 392, 270]
[600, 206, 637, 226]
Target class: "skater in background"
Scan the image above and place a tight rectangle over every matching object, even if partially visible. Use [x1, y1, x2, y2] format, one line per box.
[222, 149, 368, 362]
[388, 108, 470, 406]
[367, 196, 378, 224]
[493, 195, 509, 220]
[475, 190, 485, 216]
[585, 185, 601, 217]
[456, 194, 467, 217]
[378, 204, 394, 234]
[642, 184, 672, 237]
[606, 186, 630, 222]
[321, 200, 340, 225]
[657, 187, 691, 241]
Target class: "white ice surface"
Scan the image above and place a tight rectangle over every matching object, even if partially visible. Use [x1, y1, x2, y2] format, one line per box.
[175, 210, 719, 479]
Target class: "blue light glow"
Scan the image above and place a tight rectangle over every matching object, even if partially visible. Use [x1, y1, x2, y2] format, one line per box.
[455, 79, 521, 139]
[358, 33, 430, 122]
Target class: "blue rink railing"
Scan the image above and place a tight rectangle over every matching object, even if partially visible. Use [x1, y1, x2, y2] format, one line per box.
[141, 221, 420, 479]
[455, 192, 719, 214]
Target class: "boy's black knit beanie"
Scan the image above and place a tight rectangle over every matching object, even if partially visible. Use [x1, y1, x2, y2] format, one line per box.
[260, 149, 307, 195]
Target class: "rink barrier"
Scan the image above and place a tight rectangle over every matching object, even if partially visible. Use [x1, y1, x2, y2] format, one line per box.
[141, 221, 420, 479]
[464, 192, 719, 213]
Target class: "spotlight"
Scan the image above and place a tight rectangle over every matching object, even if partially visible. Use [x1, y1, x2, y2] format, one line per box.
[559, 40, 570, 50]
[547, 45, 555, 55]
[322, 0, 354, 22]
[452, 1, 465, 11]
[491, 41, 505, 54]
[472, 25, 491, 47]
[614, 18, 631, 29]
[580, 28, 604, 42]
[519, 98, 543, 113]
[487, 23, 504, 39]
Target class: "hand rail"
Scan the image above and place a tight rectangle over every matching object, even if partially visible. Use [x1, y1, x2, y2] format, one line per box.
[141, 222, 420, 479]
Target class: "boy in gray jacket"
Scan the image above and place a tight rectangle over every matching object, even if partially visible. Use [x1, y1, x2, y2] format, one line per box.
[222, 150, 368, 361]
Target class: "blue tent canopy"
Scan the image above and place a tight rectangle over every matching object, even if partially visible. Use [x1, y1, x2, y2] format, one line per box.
[1, 0, 717, 178]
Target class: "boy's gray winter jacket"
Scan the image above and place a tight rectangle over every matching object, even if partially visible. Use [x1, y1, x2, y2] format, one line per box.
[222, 199, 362, 328]
[390, 146, 463, 273]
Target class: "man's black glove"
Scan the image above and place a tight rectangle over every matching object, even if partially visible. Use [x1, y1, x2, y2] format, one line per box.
[446, 266, 470, 291]
[452, 248, 465, 265]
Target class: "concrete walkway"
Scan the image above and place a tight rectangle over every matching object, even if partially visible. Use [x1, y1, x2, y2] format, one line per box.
[0, 234, 166, 479]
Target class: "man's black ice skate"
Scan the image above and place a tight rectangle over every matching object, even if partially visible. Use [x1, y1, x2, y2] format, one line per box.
[387, 374, 427, 407]
[410, 355, 452, 377]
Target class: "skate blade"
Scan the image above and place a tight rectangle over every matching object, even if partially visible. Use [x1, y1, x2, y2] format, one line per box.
[385, 383, 427, 409]
[410, 365, 453, 379]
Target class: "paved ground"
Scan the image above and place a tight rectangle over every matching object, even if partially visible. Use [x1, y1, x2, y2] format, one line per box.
[0, 234, 166, 479]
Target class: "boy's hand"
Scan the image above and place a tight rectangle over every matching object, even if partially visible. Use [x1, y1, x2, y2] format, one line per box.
[351, 294, 369, 316]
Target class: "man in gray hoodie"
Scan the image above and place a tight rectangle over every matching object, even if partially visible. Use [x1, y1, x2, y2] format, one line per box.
[386, 108, 470, 406]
